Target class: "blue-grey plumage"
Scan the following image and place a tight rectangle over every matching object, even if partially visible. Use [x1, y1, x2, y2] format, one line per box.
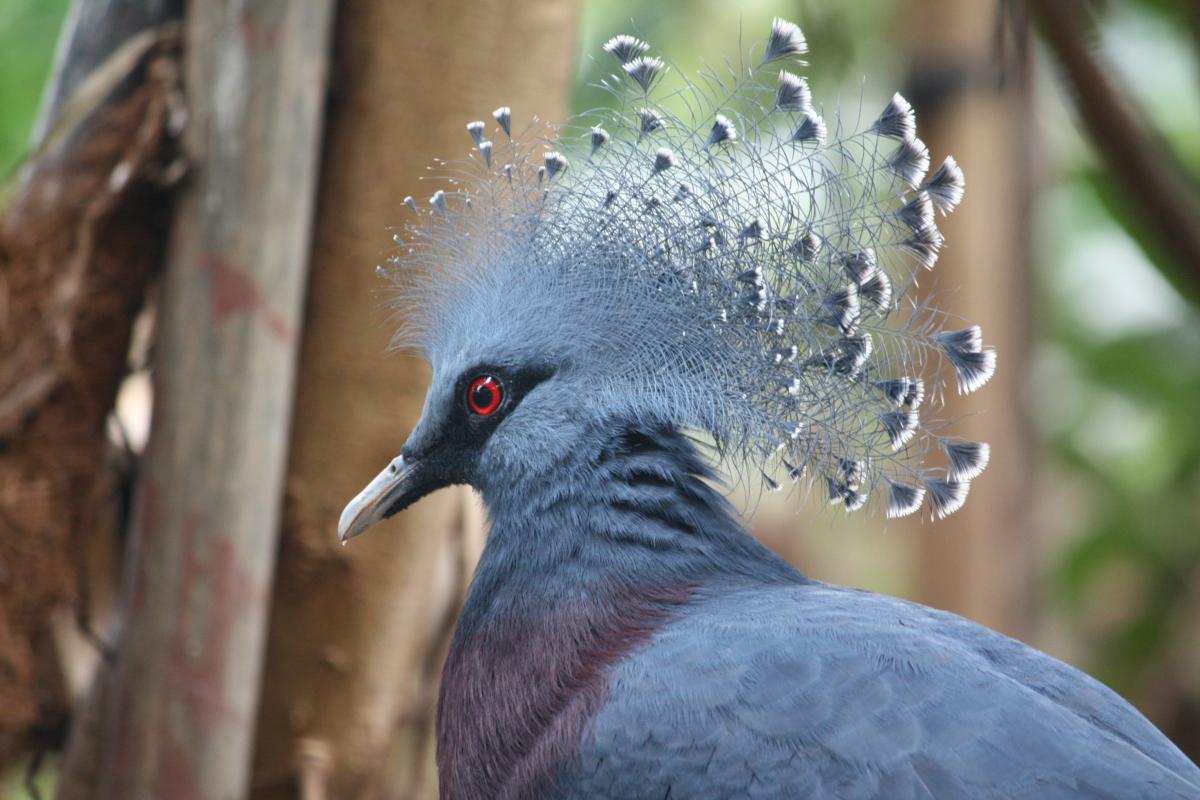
[572, 582, 1200, 799]
[337, 18, 1200, 800]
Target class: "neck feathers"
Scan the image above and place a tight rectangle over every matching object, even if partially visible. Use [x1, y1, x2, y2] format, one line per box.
[436, 424, 799, 798]
[437, 581, 691, 799]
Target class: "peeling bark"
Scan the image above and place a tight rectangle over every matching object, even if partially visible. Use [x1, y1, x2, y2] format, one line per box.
[0, 1, 182, 766]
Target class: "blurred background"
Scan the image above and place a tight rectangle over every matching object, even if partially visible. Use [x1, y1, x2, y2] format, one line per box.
[0, 0, 1197, 797]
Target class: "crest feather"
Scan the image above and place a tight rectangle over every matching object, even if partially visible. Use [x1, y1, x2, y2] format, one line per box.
[382, 20, 995, 520]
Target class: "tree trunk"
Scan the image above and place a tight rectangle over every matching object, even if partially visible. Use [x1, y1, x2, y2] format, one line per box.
[0, 0, 182, 768]
[902, 0, 1036, 637]
[76, 3, 335, 798]
[249, 2, 578, 797]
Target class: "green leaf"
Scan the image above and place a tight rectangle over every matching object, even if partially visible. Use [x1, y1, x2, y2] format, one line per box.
[1081, 168, 1200, 308]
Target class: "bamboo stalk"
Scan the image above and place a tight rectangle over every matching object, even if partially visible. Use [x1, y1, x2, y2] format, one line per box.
[86, 3, 335, 797]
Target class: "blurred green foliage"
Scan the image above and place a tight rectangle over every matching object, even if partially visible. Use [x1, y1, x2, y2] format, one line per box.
[0, 0, 69, 181]
[0, 756, 54, 800]
[1033, 0, 1200, 728]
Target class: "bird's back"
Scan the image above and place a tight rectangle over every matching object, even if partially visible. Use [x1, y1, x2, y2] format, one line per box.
[566, 582, 1200, 799]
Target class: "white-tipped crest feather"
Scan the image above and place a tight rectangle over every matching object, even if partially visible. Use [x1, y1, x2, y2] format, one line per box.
[775, 71, 812, 113]
[382, 18, 995, 521]
[763, 17, 808, 63]
[602, 34, 650, 64]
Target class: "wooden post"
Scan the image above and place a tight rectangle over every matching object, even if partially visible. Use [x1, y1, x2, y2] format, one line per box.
[88, 3, 334, 797]
[902, 1, 1036, 637]
[248, 1, 579, 797]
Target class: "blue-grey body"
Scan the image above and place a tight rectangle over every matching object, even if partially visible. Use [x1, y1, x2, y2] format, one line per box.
[460, 423, 1200, 799]
[336, 18, 1200, 800]
[573, 584, 1200, 799]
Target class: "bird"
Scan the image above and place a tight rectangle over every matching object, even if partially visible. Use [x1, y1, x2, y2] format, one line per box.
[337, 18, 1200, 800]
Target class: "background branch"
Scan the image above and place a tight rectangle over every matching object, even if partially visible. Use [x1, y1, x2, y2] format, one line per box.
[1026, 0, 1200, 305]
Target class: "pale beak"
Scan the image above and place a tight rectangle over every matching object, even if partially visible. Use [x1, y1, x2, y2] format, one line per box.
[338, 455, 420, 543]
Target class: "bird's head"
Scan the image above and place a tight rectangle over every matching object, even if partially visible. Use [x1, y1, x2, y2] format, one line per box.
[335, 354, 559, 544]
[337, 237, 736, 542]
[340, 20, 998, 544]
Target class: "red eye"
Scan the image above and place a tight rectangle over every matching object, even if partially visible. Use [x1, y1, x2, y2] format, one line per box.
[467, 375, 503, 415]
